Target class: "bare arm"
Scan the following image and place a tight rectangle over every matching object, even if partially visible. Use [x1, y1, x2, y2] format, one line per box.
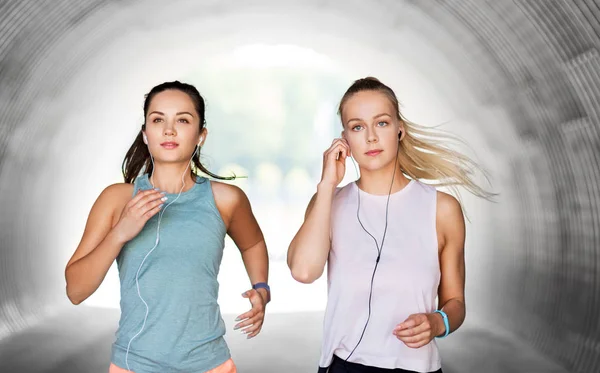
[433, 191, 466, 336]
[64, 184, 129, 305]
[212, 181, 269, 338]
[212, 181, 268, 287]
[286, 183, 337, 284]
[65, 185, 164, 305]
[219, 183, 269, 295]
[287, 138, 350, 284]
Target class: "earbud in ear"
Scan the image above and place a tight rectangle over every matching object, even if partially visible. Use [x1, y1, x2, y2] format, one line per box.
[142, 133, 148, 144]
[197, 135, 204, 147]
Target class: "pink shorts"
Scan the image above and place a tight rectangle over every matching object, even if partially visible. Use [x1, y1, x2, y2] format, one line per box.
[109, 358, 237, 373]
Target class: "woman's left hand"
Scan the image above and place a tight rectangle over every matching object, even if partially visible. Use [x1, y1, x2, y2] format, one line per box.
[393, 313, 444, 348]
[234, 289, 267, 339]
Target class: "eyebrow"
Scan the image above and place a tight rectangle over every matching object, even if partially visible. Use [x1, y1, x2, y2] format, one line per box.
[148, 111, 195, 117]
[346, 113, 391, 124]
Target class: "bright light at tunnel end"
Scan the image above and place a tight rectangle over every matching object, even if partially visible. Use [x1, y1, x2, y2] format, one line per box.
[220, 43, 336, 69]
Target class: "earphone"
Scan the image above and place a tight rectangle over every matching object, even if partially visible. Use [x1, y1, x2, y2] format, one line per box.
[340, 129, 401, 371]
[125, 130, 202, 371]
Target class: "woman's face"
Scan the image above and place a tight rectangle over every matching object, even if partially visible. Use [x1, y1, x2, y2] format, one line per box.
[341, 90, 402, 171]
[143, 89, 205, 162]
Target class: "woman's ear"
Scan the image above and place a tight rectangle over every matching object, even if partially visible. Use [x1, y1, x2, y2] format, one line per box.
[398, 121, 405, 141]
[198, 128, 208, 147]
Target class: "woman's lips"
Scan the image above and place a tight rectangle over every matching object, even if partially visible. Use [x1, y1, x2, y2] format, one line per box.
[365, 149, 383, 156]
[160, 142, 179, 149]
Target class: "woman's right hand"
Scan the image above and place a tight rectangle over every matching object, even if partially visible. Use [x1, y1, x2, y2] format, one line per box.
[112, 189, 166, 243]
[320, 138, 351, 188]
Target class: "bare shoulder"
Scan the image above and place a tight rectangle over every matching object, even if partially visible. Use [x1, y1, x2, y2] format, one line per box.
[65, 182, 134, 269]
[99, 182, 135, 226]
[436, 191, 465, 249]
[436, 191, 463, 221]
[210, 180, 247, 205]
[210, 181, 249, 223]
[102, 182, 134, 203]
[103, 182, 134, 196]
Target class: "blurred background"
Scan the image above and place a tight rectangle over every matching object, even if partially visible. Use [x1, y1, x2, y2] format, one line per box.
[0, 1, 598, 372]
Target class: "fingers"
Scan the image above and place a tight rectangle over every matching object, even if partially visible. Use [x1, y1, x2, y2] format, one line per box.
[235, 309, 254, 323]
[394, 320, 430, 338]
[401, 331, 431, 348]
[142, 201, 164, 220]
[139, 194, 166, 216]
[395, 314, 424, 331]
[243, 318, 264, 339]
[132, 190, 167, 211]
[332, 138, 351, 156]
[234, 312, 263, 332]
[324, 139, 350, 161]
[235, 289, 266, 339]
[236, 291, 265, 322]
[121, 190, 166, 224]
[394, 315, 428, 337]
[129, 188, 159, 206]
[394, 314, 434, 348]
[234, 312, 264, 339]
[331, 137, 350, 147]
[235, 299, 258, 323]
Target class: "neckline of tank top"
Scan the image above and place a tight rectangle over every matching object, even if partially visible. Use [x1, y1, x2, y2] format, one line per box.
[352, 178, 416, 198]
[140, 173, 207, 197]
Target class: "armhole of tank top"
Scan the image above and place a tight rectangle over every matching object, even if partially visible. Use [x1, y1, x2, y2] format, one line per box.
[109, 182, 136, 230]
[131, 175, 146, 197]
[329, 184, 350, 241]
[432, 185, 440, 258]
[131, 179, 139, 198]
[205, 179, 228, 234]
[329, 186, 343, 242]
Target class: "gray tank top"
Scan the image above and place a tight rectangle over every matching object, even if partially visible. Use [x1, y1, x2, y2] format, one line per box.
[111, 173, 230, 372]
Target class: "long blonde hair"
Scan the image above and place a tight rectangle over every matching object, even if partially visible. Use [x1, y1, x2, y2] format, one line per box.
[338, 77, 495, 201]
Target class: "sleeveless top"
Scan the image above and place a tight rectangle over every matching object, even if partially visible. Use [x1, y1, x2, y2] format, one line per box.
[111, 173, 230, 373]
[319, 180, 442, 372]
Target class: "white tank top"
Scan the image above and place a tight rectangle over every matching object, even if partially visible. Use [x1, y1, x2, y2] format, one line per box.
[319, 179, 442, 372]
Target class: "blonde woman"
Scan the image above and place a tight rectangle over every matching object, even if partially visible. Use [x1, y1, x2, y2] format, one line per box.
[288, 77, 493, 373]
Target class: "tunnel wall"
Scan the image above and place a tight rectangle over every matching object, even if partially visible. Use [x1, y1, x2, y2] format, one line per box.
[1, 1, 599, 371]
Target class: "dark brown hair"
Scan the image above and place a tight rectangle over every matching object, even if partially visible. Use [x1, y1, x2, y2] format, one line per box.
[121, 81, 236, 183]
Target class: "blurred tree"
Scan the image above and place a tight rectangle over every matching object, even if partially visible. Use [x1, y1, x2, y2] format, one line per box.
[185, 67, 348, 187]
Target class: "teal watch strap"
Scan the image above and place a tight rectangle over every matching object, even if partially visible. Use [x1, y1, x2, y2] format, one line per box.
[434, 309, 450, 338]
